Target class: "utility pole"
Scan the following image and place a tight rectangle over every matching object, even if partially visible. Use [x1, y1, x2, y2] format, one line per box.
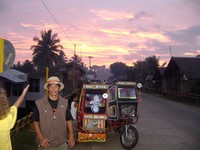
[74, 44, 76, 57]
[73, 44, 76, 90]
[169, 46, 172, 57]
[88, 56, 93, 70]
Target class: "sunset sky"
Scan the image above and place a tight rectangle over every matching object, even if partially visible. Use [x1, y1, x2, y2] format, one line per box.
[0, 0, 200, 68]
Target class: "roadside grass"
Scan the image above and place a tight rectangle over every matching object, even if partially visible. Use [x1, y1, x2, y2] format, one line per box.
[11, 126, 37, 150]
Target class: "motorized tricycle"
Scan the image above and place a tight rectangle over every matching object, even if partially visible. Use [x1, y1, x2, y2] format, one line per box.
[107, 81, 142, 149]
[77, 81, 142, 149]
[77, 83, 109, 142]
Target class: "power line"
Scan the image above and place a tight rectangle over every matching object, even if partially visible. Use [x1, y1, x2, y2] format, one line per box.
[41, 0, 75, 45]
[41, 0, 90, 68]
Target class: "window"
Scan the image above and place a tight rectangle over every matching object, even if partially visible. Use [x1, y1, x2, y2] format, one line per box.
[118, 87, 136, 99]
[29, 78, 40, 92]
[109, 86, 116, 102]
[12, 84, 23, 96]
[109, 105, 117, 117]
[84, 89, 107, 114]
[5, 82, 11, 97]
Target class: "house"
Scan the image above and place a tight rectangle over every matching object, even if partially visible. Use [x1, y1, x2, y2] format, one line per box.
[0, 69, 27, 107]
[152, 67, 166, 93]
[162, 57, 200, 94]
[26, 62, 86, 111]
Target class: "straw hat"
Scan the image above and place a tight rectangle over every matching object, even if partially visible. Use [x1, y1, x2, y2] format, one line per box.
[44, 76, 64, 91]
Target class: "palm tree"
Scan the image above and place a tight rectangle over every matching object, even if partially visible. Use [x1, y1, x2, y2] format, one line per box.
[69, 54, 83, 65]
[59, 51, 68, 65]
[30, 29, 67, 71]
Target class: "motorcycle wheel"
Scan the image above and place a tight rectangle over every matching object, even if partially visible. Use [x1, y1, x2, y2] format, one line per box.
[120, 125, 138, 150]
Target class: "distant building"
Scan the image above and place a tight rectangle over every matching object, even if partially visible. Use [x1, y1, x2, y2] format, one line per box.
[0, 69, 27, 107]
[90, 65, 112, 82]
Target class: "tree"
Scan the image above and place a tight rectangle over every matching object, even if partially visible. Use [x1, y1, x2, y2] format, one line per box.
[11, 60, 36, 73]
[69, 54, 83, 66]
[132, 60, 147, 83]
[59, 51, 68, 65]
[110, 62, 128, 78]
[126, 66, 135, 81]
[12, 61, 22, 70]
[21, 60, 36, 73]
[30, 29, 67, 71]
[132, 55, 161, 83]
[144, 56, 159, 75]
[196, 54, 200, 58]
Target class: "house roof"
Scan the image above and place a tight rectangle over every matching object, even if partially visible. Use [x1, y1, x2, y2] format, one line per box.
[167, 57, 200, 80]
[0, 69, 27, 83]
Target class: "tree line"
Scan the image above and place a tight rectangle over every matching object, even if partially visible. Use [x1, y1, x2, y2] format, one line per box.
[108, 56, 166, 83]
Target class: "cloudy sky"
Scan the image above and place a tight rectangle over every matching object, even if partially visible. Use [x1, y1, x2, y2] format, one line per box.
[0, 0, 200, 68]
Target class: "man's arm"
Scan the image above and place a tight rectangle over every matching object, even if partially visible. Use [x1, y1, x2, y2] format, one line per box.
[67, 120, 75, 148]
[33, 121, 49, 148]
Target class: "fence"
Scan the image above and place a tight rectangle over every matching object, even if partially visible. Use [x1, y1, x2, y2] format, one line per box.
[11, 112, 33, 135]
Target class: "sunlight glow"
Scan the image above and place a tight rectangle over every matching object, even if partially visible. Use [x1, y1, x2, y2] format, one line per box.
[135, 32, 170, 42]
[20, 23, 32, 27]
[184, 52, 195, 56]
[100, 29, 129, 36]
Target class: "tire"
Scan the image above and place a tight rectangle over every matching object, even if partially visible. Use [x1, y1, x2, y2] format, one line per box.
[120, 125, 138, 150]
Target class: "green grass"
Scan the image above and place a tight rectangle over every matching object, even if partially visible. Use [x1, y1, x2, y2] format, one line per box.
[11, 126, 37, 150]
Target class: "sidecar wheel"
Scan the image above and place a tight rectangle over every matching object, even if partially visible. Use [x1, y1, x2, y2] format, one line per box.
[120, 126, 138, 149]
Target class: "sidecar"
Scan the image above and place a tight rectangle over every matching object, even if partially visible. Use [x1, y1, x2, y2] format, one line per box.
[77, 83, 109, 142]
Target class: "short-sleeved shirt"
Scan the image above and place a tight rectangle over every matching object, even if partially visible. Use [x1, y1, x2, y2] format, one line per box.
[0, 106, 17, 150]
[70, 101, 77, 120]
[32, 98, 73, 121]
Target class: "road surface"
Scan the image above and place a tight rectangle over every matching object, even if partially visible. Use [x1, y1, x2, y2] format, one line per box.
[73, 93, 200, 150]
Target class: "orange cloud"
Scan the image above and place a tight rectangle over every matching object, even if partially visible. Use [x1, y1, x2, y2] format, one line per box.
[100, 29, 129, 36]
[90, 9, 132, 20]
[184, 52, 195, 56]
[20, 23, 32, 27]
[134, 32, 170, 42]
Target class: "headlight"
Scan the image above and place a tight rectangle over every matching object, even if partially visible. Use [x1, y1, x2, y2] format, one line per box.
[91, 105, 100, 113]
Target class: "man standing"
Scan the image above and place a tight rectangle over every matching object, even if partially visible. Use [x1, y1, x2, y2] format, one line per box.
[69, 93, 78, 141]
[33, 76, 75, 150]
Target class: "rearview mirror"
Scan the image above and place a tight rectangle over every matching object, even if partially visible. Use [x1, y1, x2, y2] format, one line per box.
[137, 83, 142, 89]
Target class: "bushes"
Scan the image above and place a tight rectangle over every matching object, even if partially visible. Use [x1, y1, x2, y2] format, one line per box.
[11, 127, 37, 150]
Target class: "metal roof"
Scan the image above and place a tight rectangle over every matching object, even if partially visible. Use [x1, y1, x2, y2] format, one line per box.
[0, 69, 27, 83]
[165, 57, 200, 80]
